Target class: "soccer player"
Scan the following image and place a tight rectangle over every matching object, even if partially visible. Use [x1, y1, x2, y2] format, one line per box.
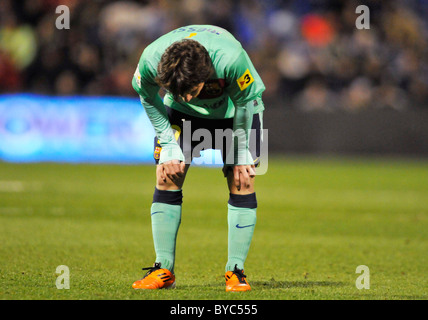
[131, 25, 265, 292]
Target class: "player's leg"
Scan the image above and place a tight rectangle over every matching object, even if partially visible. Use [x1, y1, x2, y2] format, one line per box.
[151, 163, 190, 271]
[133, 107, 191, 290]
[149, 107, 191, 273]
[222, 112, 262, 292]
[132, 164, 190, 290]
[224, 170, 256, 292]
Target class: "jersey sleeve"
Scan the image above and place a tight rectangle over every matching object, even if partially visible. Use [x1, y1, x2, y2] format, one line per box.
[230, 99, 255, 165]
[224, 49, 265, 165]
[225, 49, 265, 106]
[132, 60, 184, 164]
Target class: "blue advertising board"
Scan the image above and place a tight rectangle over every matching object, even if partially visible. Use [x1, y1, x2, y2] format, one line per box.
[0, 94, 222, 165]
[0, 94, 155, 163]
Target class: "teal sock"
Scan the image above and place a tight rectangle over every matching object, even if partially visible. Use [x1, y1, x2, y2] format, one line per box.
[151, 189, 182, 273]
[226, 194, 257, 272]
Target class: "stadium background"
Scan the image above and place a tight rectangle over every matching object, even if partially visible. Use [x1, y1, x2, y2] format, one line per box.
[1, 0, 428, 161]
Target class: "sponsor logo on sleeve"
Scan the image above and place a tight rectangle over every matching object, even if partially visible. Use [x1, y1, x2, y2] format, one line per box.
[237, 69, 254, 91]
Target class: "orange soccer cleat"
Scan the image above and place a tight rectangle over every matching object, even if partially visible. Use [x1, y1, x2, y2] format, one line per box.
[225, 264, 251, 292]
[132, 262, 176, 290]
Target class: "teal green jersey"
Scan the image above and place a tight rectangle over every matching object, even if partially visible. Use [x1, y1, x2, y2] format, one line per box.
[132, 25, 265, 119]
[132, 25, 265, 165]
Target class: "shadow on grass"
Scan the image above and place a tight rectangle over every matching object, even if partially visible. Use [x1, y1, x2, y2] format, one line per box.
[252, 280, 345, 289]
[176, 279, 345, 290]
[176, 282, 223, 290]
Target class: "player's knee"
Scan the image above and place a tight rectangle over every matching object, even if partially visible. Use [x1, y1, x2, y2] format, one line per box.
[156, 171, 185, 190]
[156, 176, 182, 190]
[226, 170, 255, 193]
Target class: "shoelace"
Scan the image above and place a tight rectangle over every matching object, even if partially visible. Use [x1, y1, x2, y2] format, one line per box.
[141, 262, 162, 277]
[232, 264, 247, 283]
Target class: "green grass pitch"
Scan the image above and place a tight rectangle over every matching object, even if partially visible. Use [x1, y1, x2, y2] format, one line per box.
[0, 156, 427, 300]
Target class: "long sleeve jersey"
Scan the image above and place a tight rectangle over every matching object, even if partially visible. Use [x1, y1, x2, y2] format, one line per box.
[132, 25, 265, 164]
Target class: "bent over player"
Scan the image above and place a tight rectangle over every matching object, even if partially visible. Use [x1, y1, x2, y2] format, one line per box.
[131, 25, 265, 292]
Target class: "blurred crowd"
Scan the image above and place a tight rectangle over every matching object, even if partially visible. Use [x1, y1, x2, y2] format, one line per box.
[1, 0, 428, 111]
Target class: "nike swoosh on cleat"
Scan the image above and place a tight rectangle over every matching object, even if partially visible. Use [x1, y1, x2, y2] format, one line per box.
[151, 211, 163, 215]
[236, 224, 255, 229]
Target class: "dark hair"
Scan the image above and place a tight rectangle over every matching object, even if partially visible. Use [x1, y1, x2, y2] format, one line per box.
[155, 39, 214, 100]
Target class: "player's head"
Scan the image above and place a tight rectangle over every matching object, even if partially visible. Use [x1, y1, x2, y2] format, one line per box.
[156, 39, 214, 102]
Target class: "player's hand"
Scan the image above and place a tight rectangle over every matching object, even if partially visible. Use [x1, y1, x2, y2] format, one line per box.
[160, 160, 186, 183]
[232, 165, 256, 191]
